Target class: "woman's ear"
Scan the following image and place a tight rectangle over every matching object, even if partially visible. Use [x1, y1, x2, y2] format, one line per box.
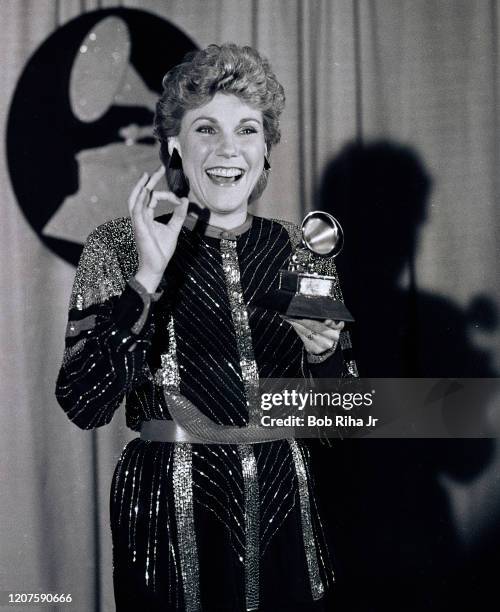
[167, 137, 182, 158]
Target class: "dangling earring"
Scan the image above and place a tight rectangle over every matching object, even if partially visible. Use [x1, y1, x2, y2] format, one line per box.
[264, 155, 271, 170]
[169, 148, 183, 170]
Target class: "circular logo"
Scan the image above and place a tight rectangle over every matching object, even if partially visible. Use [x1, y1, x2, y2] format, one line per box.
[7, 8, 197, 266]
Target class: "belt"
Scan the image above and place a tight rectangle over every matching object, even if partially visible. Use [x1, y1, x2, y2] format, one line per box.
[140, 418, 294, 445]
[141, 419, 208, 443]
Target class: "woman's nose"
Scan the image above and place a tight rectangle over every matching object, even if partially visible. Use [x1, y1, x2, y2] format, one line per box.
[217, 132, 238, 157]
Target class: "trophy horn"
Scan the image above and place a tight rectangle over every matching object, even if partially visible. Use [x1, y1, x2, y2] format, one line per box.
[301, 211, 344, 258]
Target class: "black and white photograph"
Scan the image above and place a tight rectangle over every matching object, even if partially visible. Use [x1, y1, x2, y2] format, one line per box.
[1, 1, 500, 611]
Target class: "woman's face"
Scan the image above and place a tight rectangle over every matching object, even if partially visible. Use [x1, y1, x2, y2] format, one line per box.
[170, 92, 266, 219]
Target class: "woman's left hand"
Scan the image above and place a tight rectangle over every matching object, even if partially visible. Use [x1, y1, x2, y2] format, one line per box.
[283, 318, 345, 355]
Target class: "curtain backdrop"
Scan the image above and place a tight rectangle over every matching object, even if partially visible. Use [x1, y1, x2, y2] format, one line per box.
[1, 1, 499, 610]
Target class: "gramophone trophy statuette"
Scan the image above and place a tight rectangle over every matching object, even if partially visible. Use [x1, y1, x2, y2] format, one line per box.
[256, 211, 354, 321]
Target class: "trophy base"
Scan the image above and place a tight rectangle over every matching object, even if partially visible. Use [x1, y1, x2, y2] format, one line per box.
[254, 290, 355, 322]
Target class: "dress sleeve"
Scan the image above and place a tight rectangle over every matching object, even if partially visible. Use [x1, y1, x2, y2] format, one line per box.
[304, 262, 359, 379]
[307, 256, 359, 378]
[55, 225, 159, 429]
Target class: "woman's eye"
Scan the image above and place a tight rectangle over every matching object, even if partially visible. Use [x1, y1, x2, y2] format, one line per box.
[239, 127, 258, 135]
[196, 125, 216, 134]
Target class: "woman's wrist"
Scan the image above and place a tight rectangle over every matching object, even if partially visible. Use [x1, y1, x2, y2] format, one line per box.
[306, 340, 338, 363]
[134, 268, 164, 294]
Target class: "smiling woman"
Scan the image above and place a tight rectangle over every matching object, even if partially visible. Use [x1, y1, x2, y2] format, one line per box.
[56, 43, 347, 612]
[168, 93, 266, 225]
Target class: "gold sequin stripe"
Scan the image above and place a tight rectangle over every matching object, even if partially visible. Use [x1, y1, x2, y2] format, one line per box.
[238, 444, 260, 611]
[288, 441, 325, 601]
[172, 444, 201, 612]
[62, 338, 86, 366]
[220, 239, 260, 424]
[156, 318, 181, 390]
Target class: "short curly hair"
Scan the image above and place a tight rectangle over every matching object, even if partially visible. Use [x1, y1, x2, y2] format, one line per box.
[154, 43, 285, 202]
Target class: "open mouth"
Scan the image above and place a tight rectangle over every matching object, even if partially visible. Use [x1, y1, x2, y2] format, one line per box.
[205, 167, 245, 186]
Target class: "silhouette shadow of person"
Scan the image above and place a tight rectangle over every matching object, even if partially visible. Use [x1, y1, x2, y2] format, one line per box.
[311, 140, 498, 611]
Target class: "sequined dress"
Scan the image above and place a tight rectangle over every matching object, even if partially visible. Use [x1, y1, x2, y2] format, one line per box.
[56, 214, 345, 612]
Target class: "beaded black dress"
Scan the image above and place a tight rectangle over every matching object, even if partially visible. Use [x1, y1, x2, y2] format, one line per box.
[56, 214, 346, 612]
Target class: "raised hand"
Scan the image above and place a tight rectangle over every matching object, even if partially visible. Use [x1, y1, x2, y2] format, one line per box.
[283, 317, 345, 355]
[129, 167, 189, 293]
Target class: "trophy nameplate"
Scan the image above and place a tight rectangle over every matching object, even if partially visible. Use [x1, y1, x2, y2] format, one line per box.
[255, 211, 354, 321]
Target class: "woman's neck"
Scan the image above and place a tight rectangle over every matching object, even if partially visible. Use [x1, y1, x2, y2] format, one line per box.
[187, 197, 249, 230]
[208, 209, 249, 230]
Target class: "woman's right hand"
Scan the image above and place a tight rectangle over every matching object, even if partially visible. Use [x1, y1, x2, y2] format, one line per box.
[129, 166, 189, 293]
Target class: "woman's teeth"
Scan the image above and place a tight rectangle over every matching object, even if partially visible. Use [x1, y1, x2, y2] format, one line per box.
[206, 167, 244, 185]
[206, 167, 243, 177]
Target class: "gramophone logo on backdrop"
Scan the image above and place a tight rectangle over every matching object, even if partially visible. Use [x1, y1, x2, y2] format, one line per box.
[7, 8, 197, 266]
